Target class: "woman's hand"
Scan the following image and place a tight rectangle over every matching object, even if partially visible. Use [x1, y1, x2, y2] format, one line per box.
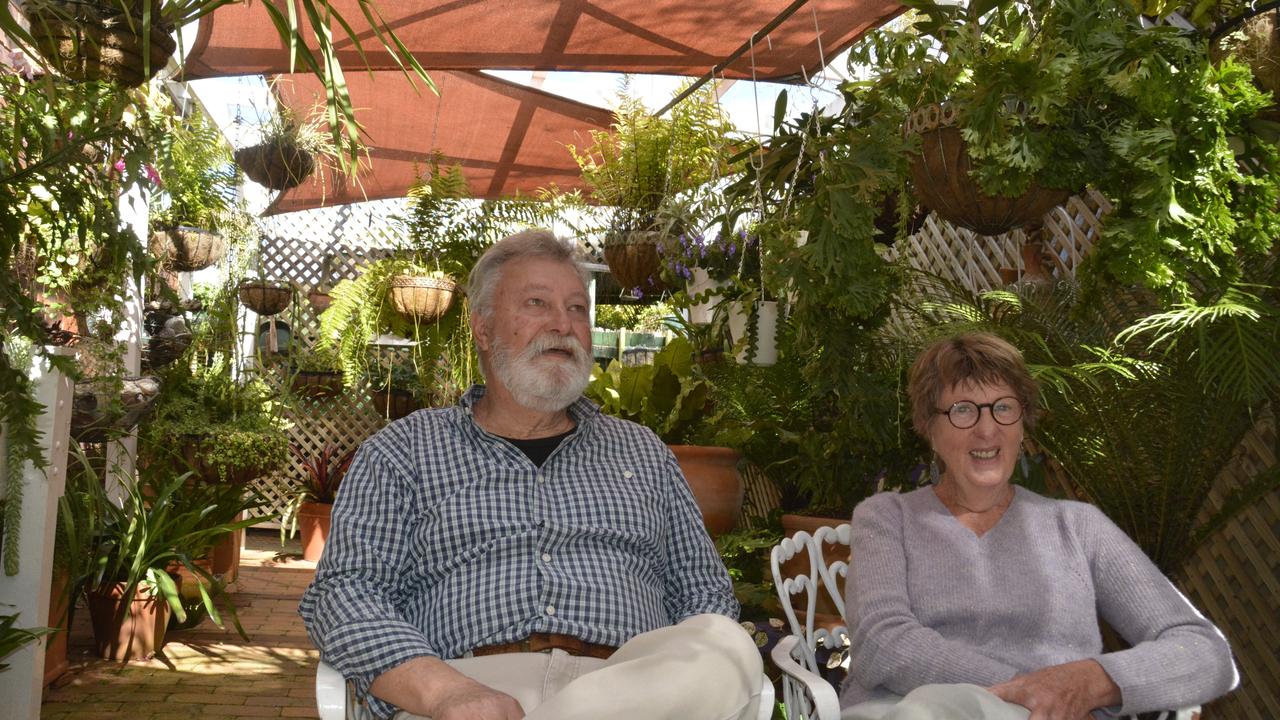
[987, 659, 1120, 720]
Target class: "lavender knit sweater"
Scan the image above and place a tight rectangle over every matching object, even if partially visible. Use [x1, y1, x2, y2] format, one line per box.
[840, 485, 1237, 716]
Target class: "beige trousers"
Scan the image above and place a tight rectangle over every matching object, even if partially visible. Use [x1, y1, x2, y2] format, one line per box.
[841, 684, 1031, 720]
[395, 614, 764, 720]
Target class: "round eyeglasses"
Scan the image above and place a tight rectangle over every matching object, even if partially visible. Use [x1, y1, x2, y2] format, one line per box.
[935, 396, 1024, 429]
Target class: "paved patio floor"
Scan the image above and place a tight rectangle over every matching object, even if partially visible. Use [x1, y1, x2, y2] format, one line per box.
[42, 529, 322, 720]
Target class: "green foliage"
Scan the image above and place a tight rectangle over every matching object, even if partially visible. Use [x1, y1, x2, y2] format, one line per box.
[584, 337, 711, 444]
[842, 0, 1280, 301]
[715, 525, 784, 618]
[568, 80, 740, 233]
[149, 108, 239, 232]
[65, 448, 264, 635]
[0, 610, 54, 671]
[593, 302, 676, 331]
[280, 443, 355, 540]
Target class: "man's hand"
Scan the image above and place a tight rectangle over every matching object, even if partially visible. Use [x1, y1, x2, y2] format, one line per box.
[371, 656, 525, 719]
[987, 659, 1121, 720]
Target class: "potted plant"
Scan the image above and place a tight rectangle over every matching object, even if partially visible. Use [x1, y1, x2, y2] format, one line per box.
[19, 0, 177, 88]
[287, 344, 344, 399]
[148, 110, 240, 272]
[281, 443, 356, 562]
[585, 336, 745, 537]
[238, 278, 293, 316]
[657, 228, 741, 325]
[233, 97, 338, 191]
[64, 449, 262, 661]
[569, 82, 740, 294]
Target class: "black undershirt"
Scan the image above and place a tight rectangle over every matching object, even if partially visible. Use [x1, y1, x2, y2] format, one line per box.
[500, 427, 575, 467]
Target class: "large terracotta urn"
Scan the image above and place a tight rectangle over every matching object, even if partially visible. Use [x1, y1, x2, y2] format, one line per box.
[667, 445, 745, 538]
[87, 583, 170, 661]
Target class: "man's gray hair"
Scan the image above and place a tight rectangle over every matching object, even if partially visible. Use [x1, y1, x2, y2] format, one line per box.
[468, 229, 592, 318]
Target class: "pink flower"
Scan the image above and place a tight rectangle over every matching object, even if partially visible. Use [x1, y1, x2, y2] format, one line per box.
[144, 164, 162, 186]
[113, 159, 126, 173]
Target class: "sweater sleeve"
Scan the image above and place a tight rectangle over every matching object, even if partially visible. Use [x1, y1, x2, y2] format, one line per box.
[1080, 504, 1238, 715]
[844, 494, 1020, 695]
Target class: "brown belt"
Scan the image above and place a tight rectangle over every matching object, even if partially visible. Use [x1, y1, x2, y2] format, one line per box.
[470, 632, 616, 660]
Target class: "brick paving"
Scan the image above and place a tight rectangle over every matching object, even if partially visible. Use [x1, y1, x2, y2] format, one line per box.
[43, 529, 322, 720]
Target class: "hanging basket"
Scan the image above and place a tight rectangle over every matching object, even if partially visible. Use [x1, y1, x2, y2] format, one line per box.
[1213, 11, 1279, 97]
[71, 375, 161, 443]
[148, 226, 225, 272]
[23, 0, 176, 88]
[387, 275, 457, 321]
[234, 140, 316, 191]
[291, 369, 344, 398]
[308, 289, 332, 312]
[238, 280, 292, 316]
[906, 102, 1071, 236]
[370, 387, 421, 420]
[603, 231, 668, 293]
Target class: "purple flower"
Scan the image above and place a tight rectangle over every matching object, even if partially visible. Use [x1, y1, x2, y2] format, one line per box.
[728, 242, 737, 257]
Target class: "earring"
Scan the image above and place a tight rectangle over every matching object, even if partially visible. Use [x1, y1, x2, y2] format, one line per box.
[929, 455, 940, 484]
[1019, 445, 1030, 478]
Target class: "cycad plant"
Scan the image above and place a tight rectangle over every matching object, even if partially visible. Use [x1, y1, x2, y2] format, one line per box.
[899, 265, 1280, 576]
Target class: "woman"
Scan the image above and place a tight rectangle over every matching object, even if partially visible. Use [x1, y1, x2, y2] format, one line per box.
[840, 333, 1236, 720]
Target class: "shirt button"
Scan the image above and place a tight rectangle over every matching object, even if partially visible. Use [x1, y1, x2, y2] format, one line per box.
[536, 473, 545, 483]
[545, 605, 556, 616]
[622, 470, 634, 479]
[541, 553, 552, 563]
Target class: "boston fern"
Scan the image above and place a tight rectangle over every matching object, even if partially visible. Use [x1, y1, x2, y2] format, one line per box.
[844, 0, 1280, 300]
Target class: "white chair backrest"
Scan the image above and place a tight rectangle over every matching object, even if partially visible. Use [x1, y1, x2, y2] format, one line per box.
[809, 524, 851, 655]
[770, 523, 853, 672]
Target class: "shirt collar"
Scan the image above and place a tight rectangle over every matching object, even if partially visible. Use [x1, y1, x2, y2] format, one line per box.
[458, 384, 601, 430]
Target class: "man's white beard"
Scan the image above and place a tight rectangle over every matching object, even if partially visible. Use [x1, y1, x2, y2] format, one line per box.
[489, 330, 592, 413]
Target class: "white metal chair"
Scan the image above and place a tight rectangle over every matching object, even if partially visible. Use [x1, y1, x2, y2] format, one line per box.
[768, 523, 1202, 720]
[317, 646, 775, 719]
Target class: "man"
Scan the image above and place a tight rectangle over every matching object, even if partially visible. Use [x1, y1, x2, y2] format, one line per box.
[300, 229, 762, 720]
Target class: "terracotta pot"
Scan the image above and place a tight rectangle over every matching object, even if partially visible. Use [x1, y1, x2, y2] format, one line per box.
[298, 501, 333, 562]
[87, 583, 169, 661]
[24, 0, 176, 88]
[209, 525, 243, 583]
[308, 289, 332, 312]
[603, 231, 668, 292]
[667, 445, 745, 538]
[234, 140, 316, 191]
[387, 275, 457, 321]
[906, 103, 1071, 236]
[292, 369, 344, 398]
[371, 388, 421, 420]
[148, 226, 226, 272]
[780, 513, 851, 624]
[43, 570, 72, 686]
[238, 281, 292, 316]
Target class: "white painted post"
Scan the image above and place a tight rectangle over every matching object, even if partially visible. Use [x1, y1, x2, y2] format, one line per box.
[0, 347, 74, 720]
[104, 186, 147, 502]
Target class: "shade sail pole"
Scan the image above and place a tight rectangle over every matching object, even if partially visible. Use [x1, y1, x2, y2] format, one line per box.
[654, 0, 813, 117]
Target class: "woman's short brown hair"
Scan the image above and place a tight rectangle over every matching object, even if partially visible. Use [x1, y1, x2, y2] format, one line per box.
[908, 333, 1039, 438]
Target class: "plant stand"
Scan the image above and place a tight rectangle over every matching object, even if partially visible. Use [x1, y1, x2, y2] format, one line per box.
[667, 445, 745, 538]
[70, 375, 161, 443]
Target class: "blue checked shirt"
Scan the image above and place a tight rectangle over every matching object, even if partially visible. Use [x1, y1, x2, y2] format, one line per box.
[299, 386, 738, 719]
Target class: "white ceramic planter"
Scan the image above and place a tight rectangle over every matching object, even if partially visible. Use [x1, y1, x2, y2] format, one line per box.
[686, 268, 727, 325]
[727, 300, 778, 366]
